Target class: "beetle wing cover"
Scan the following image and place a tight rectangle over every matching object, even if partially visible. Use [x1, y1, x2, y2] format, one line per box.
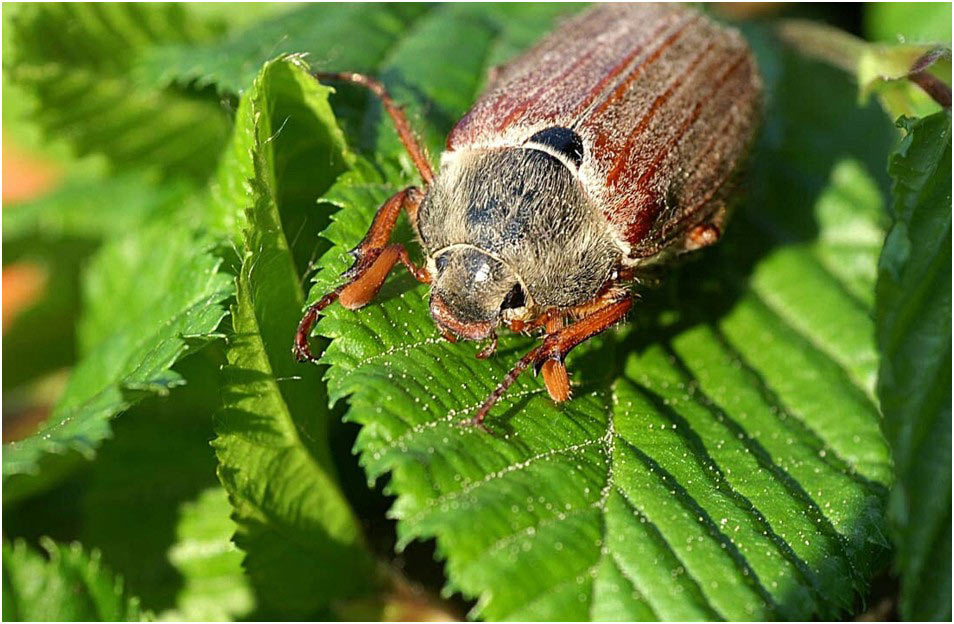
[448, 4, 762, 260]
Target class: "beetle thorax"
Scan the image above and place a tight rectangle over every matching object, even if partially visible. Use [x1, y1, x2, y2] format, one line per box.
[417, 147, 620, 339]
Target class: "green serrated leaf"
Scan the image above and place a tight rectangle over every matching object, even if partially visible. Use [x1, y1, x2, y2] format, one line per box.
[2, 216, 233, 502]
[297, 14, 896, 621]
[2, 538, 143, 621]
[7, 3, 232, 180]
[212, 56, 375, 617]
[137, 4, 433, 95]
[876, 111, 952, 621]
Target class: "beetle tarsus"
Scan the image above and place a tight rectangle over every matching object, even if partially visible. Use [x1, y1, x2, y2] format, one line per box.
[475, 333, 498, 359]
[472, 347, 539, 425]
[293, 289, 342, 362]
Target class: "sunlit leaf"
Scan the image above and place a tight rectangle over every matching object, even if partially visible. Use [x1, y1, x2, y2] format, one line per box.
[164, 487, 256, 621]
[211, 56, 376, 618]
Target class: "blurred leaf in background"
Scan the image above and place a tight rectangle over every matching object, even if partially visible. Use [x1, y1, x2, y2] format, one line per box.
[865, 2, 953, 45]
[6, 3, 231, 181]
[876, 111, 952, 621]
[2, 538, 144, 621]
[2, 214, 233, 502]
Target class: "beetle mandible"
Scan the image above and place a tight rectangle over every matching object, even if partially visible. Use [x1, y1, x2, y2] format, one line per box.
[294, 3, 762, 425]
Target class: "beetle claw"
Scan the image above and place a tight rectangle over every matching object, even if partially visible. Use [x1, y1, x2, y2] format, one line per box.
[475, 333, 498, 359]
[458, 414, 494, 435]
[531, 346, 563, 376]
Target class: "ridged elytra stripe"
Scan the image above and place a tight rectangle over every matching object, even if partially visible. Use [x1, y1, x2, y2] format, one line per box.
[622, 52, 751, 247]
[494, 45, 602, 132]
[636, 52, 752, 191]
[628, 102, 747, 255]
[605, 40, 718, 186]
[569, 12, 696, 124]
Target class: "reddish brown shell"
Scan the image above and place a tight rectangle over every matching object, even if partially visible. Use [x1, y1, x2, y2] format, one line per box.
[446, 3, 762, 260]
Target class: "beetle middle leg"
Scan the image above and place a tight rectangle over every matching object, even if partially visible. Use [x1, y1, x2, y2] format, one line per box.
[293, 187, 429, 362]
[471, 293, 633, 426]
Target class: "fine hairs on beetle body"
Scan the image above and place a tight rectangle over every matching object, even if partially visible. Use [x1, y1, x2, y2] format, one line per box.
[294, 3, 763, 425]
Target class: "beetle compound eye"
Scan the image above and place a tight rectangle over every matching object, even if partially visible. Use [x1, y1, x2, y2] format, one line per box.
[435, 254, 449, 273]
[527, 127, 585, 168]
[500, 283, 526, 311]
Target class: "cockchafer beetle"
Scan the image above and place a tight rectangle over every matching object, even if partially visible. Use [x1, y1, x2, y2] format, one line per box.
[294, 3, 762, 426]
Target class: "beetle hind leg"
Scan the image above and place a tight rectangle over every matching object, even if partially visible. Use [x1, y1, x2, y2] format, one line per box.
[540, 314, 570, 402]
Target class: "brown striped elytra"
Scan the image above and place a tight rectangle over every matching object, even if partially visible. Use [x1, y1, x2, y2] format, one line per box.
[294, 3, 762, 426]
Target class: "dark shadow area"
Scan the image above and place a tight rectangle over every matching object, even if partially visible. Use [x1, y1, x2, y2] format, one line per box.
[1, 349, 226, 614]
[328, 414, 475, 620]
[271, 65, 354, 281]
[78, 349, 225, 612]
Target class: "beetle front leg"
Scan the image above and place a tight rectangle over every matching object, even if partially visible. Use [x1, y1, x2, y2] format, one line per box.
[471, 294, 633, 426]
[293, 187, 429, 362]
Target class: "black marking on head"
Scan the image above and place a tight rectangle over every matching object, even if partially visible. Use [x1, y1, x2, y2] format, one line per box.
[500, 283, 525, 311]
[527, 127, 584, 168]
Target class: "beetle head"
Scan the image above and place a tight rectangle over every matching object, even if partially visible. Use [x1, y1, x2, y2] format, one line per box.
[428, 246, 527, 340]
[418, 145, 621, 341]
